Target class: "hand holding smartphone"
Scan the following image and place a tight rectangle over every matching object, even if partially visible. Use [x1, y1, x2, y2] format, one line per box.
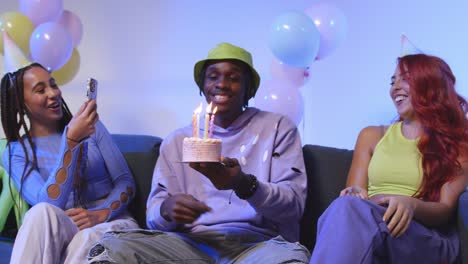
[68, 78, 99, 142]
[86, 78, 98, 101]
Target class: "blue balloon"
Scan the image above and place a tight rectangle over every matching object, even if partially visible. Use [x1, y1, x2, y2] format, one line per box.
[269, 11, 320, 67]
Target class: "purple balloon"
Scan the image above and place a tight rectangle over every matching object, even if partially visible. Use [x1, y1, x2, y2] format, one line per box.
[19, 0, 63, 26]
[305, 3, 347, 60]
[254, 79, 304, 125]
[55, 10, 83, 47]
[30, 22, 73, 71]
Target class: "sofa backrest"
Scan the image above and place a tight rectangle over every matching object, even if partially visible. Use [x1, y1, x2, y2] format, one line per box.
[0, 134, 355, 251]
[112, 136, 356, 250]
[111, 134, 163, 228]
[299, 144, 353, 250]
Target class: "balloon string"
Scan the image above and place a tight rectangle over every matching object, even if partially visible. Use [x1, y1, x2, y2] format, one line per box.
[302, 107, 305, 141]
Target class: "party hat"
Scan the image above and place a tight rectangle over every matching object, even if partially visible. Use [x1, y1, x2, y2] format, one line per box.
[400, 33, 423, 56]
[3, 31, 30, 74]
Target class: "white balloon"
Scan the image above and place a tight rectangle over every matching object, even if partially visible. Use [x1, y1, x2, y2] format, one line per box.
[254, 79, 304, 125]
[305, 3, 348, 60]
[270, 58, 310, 88]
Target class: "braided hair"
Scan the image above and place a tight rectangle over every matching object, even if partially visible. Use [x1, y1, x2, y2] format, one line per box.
[0, 63, 73, 203]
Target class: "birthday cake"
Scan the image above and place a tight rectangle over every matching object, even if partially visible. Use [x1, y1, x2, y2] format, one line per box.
[182, 137, 222, 162]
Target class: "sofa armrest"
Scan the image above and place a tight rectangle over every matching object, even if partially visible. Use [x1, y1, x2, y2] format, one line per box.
[458, 189, 468, 264]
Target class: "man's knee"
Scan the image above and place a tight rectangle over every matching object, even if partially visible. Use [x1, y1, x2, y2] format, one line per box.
[72, 227, 101, 246]
[87, 243, 113, 263]
[242, 237, 310, 263]
[268, 238, 310, 263]
[87, 236, 122, 264]
[87, 230, 162, 263]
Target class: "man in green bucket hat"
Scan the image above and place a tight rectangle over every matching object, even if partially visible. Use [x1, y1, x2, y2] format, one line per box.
[193, 42, 261, 102]
[88, 42, 310, 263]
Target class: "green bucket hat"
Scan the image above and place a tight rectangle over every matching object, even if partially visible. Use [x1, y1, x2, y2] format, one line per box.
[194, 42, 261, 99]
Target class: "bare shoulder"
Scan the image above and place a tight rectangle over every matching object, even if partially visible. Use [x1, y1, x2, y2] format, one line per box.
[354, 125, 388, 153]
[358, 125, 387, 142]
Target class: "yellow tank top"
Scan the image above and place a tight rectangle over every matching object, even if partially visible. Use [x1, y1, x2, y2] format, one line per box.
[367, 122, 423, 197]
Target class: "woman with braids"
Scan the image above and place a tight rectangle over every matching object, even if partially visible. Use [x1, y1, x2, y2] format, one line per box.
[1, 63, 138, 263]
[310, 54, 468, 264]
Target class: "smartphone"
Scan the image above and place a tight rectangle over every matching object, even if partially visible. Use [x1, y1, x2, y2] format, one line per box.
[86, 78, 98, 101]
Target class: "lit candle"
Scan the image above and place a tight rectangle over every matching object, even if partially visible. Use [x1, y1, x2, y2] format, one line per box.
[209, 106, 217, 138]
[203, 102, 212, 139]
[192, 111, 196, 137]
[193, 103, 202, 138]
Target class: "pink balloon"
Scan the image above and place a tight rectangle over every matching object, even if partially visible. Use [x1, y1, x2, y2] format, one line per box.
[19, 0, 63, 26]
[305, 3, 347, 60]
[55, 10, 83, 47]
[270, 58, 310, 87]
[254, 79, 304, 125]
[30, 22, 73, 71]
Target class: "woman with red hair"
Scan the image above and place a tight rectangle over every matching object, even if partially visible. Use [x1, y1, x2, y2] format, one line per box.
[310, 54, 468, 264]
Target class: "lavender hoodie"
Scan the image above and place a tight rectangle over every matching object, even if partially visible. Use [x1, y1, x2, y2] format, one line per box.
[146, 108, 307, 242]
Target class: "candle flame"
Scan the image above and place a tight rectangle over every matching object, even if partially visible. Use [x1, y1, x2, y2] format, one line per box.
[212, 106, 218, 114]
[194, 102, 202, 114]
[206, 102, 212, 113]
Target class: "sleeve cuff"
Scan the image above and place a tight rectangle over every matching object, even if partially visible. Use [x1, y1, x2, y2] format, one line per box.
[246, 180, 269, 207]
[62, 126, 84, 151]
[146, 202, 177, 231]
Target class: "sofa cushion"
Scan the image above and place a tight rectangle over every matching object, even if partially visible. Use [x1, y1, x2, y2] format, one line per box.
[0, 238, 13, 262]
[300, 145, 353, 250]
[111, 134, 163, 228]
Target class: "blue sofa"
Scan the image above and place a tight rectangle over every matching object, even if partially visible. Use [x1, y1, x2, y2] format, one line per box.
[1, 134, 467, 263]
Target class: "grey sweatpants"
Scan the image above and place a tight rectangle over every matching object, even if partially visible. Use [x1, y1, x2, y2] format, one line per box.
[87, 229, 311, 263]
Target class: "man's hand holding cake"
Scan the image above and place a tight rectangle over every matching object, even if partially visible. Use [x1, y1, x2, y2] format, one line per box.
[189, 157, 243, 190]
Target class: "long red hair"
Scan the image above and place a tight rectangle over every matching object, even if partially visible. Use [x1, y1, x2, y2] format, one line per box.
[398, 54, 468, 201]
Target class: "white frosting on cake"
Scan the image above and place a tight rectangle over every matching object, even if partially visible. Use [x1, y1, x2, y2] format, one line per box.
[182, 137, 222, 162]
